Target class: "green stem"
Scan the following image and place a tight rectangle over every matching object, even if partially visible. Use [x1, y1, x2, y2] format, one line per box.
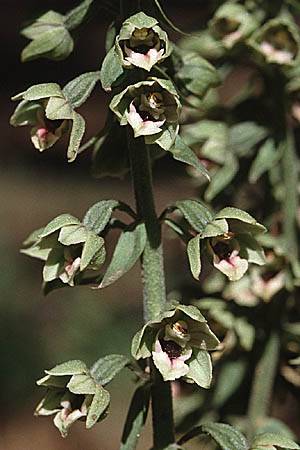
[128, 131, 175, 449]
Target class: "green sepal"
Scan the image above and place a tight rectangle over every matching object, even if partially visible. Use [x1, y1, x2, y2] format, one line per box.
[100, 47, 124, 92]
[187, 234, 201, 280]
[83, 200, 120, 233]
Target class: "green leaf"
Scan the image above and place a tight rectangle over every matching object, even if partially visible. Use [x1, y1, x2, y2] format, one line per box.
[86, 385, 110, 429]
[234, 317, 255, 351]
[215, 207, 265, 229]
[58, 224, 87, 245]
[91, 354, 129, 385]
[99, 223, 146, 288]
[187, 234, 201, 280]
[80, 233, 105, 270]
[205, 154, 239, 201]
[65, 0, 95, 31]
[175, 199, 213, 233]
[45, 360, 88, 376]
[178, 422, 248, 448]
[83, 200, 119, 234]
[177, 52, 220, 97]
[168, 135, 210, 180]
[202, 423, 249, 450]
[40, 214, 80, 238]
[249, 139, 280, 183]
[13, 83, 63, 102]
[131, 325, 154, 360]
[229, 122, 268, 157]
[211, 359, 248, 408]
[251, 433, 300, 449]
[120, 384, 150, 450]
[63, 71, 101, 108]
[68, 112, 86, 162]
[100, 47, 124, 92]
[67, 374, 96, 394]
[43, 247, 64, 282]
[186, 350, 212, 388]
[22, 26, 73, 62]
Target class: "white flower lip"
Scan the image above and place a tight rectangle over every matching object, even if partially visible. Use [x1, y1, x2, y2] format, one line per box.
[152, 338, 192, 381]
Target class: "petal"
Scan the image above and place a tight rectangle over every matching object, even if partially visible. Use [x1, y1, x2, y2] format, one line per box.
[213, 250, 248, 281]
[152, 340, 191, 381]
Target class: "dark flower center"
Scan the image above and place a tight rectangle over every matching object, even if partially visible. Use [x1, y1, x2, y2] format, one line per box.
[160, 339, 182, 359]
[261, 270, 277, 282]
[215, 18, 240, 35]
[212, 241, 232, 260]
[44, 117, 64, 133]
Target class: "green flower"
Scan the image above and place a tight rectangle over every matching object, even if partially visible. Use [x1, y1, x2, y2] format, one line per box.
[187, 207, 266, 282]
[132, 304, 219, 387]
[110, 78, 180, 149]
[35, 360, 110, 437]
[22, 214, 105, 286]
[250, 18, 299, 66]
[210, 2, 257, 49]
[10, 82, 86, 161]
[115, 12, 171, 71]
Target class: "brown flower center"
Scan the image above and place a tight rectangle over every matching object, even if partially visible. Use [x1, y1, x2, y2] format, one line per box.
[160, 339, 182, 360]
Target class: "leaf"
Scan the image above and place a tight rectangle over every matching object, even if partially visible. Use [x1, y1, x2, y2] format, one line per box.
[91, 354, 129, 385]
[211, 359, 248, 408]
[68, 112, 86, 162]
[80, 233, 105, 270]
[100, 47, 124, 92]
[234, 317, 255, 351]
[83, 200, 119, 234]
[120, 384, 150, 450]
[22, 27, 73, 62]
[178, 423, 248, 448]
[67, 374, 96, 394]
[187, 235, 201, 280]
[58, 224, 87, 245]
[65, 0, 95, 31]
[40, 214, 80, 238]
[99, 223, 146, 288]
[168, 135, 210, 180]
[249, 139, 280, 183]
[251, 433, 300, 449]
[175, 199, 213, 233]
[13, 83, 63, 102]
[177, 52, 220, 97]
[186, 350, 212, 388]
[86, 385, 110, 429]
[205, 155, 239, 201]
[215, 207, 265, 230]
[229, 122, 268, 157]
[63, 71, 101, 108]
[45, 360, 88, 376]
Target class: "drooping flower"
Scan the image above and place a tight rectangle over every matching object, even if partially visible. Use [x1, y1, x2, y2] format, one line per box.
[110, 78, 180, 148]
[210, 3, 257, 49]
[250, 19, 299, 66]
[21, 214, 105, 286]
[132, 304, 219, 386]
[115, 12, 171, 71]
[35, 360, 110, 437]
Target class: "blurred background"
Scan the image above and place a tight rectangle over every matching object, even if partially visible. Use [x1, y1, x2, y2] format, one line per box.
[1, 1, 201, 449]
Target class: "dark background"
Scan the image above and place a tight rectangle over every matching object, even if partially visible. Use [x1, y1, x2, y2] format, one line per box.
[1, 2, 202, 449]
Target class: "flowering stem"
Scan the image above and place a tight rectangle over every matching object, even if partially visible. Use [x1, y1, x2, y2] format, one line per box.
[128, 130, 175, 448]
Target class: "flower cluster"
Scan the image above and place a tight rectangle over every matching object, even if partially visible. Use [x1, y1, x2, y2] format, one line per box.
[132, 304, 219, 386]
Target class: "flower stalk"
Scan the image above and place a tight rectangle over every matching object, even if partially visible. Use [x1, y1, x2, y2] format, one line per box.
[128, 130, 175, 448]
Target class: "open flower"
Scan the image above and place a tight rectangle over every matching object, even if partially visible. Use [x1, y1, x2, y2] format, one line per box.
[132, 304, 219, 386]
[250, 19, 299, 66]
[115, 12, 170, 71]
[21, 214, 105, 286]
[35, 360, 110, 437]
[210, 3, 257, 49]
[110, 78, 180, 148]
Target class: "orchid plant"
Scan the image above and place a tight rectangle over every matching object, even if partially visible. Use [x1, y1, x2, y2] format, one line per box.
[10, 1, 300, 449]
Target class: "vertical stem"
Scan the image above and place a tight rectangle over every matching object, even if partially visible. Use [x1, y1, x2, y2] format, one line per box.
[128, 131, 175, 449]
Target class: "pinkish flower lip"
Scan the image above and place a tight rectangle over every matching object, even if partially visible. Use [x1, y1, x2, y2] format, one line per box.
[37, 127, 49, 141]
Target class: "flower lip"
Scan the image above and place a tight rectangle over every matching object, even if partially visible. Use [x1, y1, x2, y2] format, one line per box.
[160, 338, 183, 360]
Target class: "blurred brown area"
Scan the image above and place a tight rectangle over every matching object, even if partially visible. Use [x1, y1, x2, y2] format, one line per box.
[1, 2, 200, 449]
